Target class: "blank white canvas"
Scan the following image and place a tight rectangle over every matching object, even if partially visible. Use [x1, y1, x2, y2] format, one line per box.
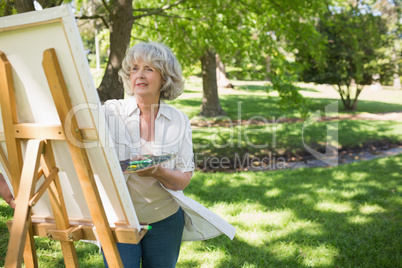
[0, 5, 140, 230]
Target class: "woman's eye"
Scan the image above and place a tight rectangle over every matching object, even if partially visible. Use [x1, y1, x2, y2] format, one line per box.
[147, 68, 153, 72]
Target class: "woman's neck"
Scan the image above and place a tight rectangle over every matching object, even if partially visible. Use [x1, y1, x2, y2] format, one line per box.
[136, 95, 160, 118]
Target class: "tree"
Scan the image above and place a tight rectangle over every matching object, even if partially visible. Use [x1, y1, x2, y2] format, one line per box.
[130, 0, 332, 117]
[130, 0, 247, 116]
[297, 4, 392, 110]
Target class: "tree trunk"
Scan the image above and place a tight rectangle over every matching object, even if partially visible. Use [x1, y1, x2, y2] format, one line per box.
[97, 0, 133, 102]
[15, 0, 35, 13]
[200, 50, 225, 117]
[393, 74, 401, 89]
[216, 55, 233, 88]
[392, 38, 401, 89]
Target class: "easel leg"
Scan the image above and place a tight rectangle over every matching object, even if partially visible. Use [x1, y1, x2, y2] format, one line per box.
[5, 140, 44, 268]
[1, 51, 37, 267]
[23, 222, 38, 268]
[40, 141, 79, 267]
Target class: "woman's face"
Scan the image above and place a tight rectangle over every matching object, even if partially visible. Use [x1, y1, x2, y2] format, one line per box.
[130, 57, 164, 99]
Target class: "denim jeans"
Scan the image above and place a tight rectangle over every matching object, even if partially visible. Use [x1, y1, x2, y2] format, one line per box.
[103, 207, 184, 268]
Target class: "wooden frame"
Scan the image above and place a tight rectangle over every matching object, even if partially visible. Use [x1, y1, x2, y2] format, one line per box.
[0, 6, 145, 267]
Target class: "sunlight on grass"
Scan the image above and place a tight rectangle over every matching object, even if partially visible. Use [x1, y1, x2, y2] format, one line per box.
[340, 189, 368, 199]
[297, 244, 339, 267]
[347, 215, 372, 224]
[178, 240, 229, 268]
[359, 204, 386, 214]
[315, 201, 354, 213]
[265, 188, 282, 197]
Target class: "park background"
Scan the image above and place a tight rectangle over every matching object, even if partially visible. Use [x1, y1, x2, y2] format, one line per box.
[1, 0, 401, 267]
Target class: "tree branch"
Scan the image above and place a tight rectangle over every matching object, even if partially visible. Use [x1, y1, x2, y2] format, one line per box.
[76, 14, 109, 29]
[132, 0, 187, 20]
[155, 12, 193, 20]
[101, 0, 112, 16]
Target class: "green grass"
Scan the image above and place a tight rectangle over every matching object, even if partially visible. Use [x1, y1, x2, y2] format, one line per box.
[0, 203, 104, 267]
[1, 155, 400, 267]
[191, 119, 402, 159]
[178, 154, 401, 267]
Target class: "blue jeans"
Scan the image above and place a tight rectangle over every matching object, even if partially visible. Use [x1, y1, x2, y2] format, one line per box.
[103, 207, 184, 268]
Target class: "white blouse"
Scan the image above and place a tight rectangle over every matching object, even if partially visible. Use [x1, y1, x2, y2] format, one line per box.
[103, 96, 235, 241]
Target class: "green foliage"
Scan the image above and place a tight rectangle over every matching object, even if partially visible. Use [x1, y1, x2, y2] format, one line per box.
[129, 0, 335, 112]
[0, 0, 17, 16]
[297, 4, 394, 110]
[267, 54, 310, 118]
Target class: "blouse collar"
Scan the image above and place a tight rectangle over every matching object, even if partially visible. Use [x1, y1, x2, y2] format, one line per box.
[125, 96, 172, 121]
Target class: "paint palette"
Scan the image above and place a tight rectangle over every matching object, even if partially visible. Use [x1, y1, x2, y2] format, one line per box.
[120, 154, 176, 173]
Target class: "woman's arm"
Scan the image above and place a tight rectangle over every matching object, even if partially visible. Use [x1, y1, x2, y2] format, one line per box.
[0, 173, 15, 209]
[137, 167, 192, 191]
[136, 108, 194, 191]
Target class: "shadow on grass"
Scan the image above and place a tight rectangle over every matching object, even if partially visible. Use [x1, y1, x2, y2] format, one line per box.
[183, 155, 401, 267]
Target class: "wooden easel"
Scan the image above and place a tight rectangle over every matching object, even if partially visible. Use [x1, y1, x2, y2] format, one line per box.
[0, 49, 146, 268]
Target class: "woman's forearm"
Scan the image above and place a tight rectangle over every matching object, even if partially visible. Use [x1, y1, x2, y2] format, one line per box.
[137, 167, 192, 191]
[0, 173, 15, 209]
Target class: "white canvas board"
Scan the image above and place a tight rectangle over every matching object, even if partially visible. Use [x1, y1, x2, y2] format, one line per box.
[0, 5, 140, 230]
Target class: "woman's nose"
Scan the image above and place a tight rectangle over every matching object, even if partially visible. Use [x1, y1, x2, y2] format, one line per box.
[136, 69, 145, 78]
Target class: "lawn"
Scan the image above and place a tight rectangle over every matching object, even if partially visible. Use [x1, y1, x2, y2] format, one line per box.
[1, 154, 400, 267]
[178, 154, 401, 267]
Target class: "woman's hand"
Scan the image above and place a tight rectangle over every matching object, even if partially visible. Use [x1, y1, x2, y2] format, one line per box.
[0, 173, 15, 209]
[136, 165, 192, 191]
[136, 164, 162, 177]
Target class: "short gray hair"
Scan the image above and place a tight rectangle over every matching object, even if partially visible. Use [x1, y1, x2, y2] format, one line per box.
[119, 42, 185, 100]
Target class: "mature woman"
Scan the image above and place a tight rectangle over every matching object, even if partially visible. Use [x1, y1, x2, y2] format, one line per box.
[103, 42, 235, 268]
[102, 42, 193, 267]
